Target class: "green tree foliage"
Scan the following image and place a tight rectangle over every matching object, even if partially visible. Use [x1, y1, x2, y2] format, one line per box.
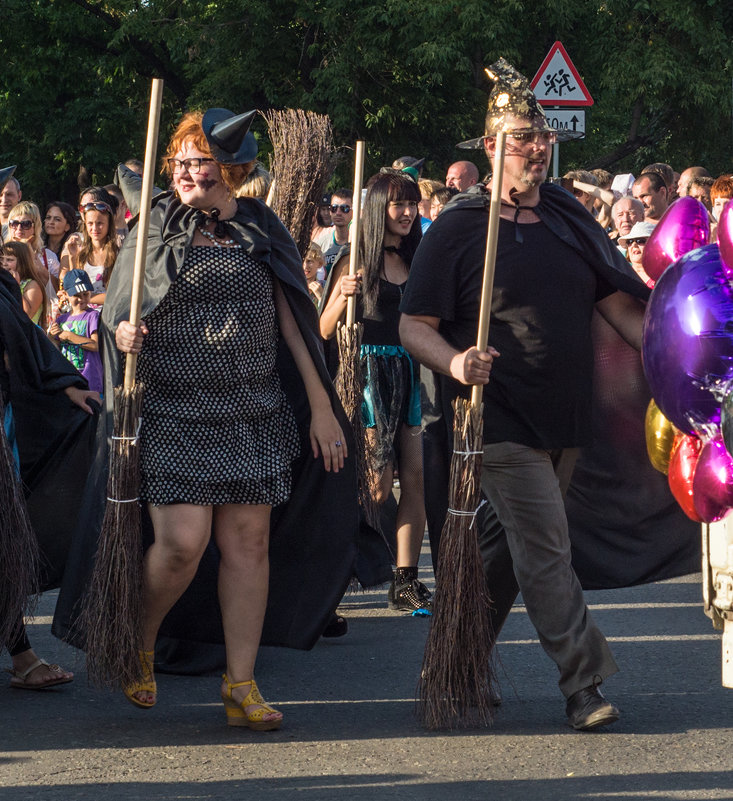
[0, 0, 730, 206]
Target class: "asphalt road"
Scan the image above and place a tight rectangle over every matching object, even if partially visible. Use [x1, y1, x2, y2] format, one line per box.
[2, 550, 733, 801]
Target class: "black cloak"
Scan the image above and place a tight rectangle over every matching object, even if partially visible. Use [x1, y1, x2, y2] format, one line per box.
[52, 192, 359, 672]
[0, 270, 97, 591]
[418, 183, 699, 589]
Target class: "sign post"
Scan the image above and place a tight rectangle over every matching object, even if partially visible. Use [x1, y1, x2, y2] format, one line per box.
[530, 41, 593, 178]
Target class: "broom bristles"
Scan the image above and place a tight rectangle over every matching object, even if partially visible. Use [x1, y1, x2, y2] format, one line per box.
[418, 398, 497, 729]
[80, 383, 145, 689]
[0, 396, 39, 647]
[336, 321, 382, 535]
[263, 108, 338, 258]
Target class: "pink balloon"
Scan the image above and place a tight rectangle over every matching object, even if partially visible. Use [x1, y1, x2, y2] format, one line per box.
[642, 197, 710, 282]
[692, 435, 733, 523]
[717, 198, 733, 277]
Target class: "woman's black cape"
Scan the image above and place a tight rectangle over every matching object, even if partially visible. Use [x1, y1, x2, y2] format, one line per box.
[52, 193, 359, 672]
[0, 270, 97, 591]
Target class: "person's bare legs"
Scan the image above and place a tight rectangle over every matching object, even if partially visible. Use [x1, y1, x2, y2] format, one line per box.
[394, 424, 426, 567]
[132, 503, 212, 705]
[215, 503, 281, 725]
[366, 424, 426, 566]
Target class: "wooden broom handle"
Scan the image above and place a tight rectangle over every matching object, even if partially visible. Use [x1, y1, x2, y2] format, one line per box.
[470, 130, 506, 409]
[124, 78, 164, 392]
[345, 140, 365, 327]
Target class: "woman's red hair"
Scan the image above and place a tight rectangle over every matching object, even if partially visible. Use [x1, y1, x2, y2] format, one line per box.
[164, 111, 255, 194]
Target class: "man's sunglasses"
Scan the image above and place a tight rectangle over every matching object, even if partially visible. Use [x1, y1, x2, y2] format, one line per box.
[80, 202, 112, 214]
[8, 219, 33, 230]
[330, 204, 351, 214]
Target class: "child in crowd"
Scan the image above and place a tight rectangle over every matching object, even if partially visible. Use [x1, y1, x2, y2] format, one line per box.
[1, 242, 47, 326]
[49, 269, 103, 393]
[303, 243, 326, 305]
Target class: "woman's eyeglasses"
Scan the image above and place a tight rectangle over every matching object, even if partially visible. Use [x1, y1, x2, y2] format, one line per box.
[627, 238, 649, 246]
[167, 157, 215, 174]
[330, 204, 351, 214]
[8, 219, 33, 230]
[80, 202, 112, 214]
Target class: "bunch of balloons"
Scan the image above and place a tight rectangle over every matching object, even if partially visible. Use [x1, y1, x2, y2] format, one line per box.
[643, 197, 733, 523]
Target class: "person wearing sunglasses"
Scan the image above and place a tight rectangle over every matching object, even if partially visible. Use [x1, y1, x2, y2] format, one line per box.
[59, 187, 119, 308]
[7, 202, 59, 298]
[400, 59, 652, 732]
[322, 189, 353, 277]
[618, 221, 656, 288]
[54, 108, 355, 730]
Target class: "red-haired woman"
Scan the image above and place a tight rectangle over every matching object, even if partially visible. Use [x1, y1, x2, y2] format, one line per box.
[97, 109, 352, 729]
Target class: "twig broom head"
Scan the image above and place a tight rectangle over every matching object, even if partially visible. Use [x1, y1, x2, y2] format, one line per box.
[263, 109, 338, 258]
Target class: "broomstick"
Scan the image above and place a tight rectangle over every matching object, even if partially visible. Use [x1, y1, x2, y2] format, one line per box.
[82, 78, 164, 688]
[0, 394, 39, 648]
[263, 108, 337, 258]
[418, 130, 508, 729]
[334, 142, 380, 533]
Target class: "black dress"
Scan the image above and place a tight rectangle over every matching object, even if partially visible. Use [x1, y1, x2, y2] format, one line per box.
[137, 246, 299, 506]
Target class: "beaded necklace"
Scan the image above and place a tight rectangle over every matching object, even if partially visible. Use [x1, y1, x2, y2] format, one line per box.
[196, 206, 242, 248]
[197, 225, 241, 248]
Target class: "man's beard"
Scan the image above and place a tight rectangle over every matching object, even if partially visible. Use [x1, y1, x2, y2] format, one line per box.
[520, 171, 544, 188]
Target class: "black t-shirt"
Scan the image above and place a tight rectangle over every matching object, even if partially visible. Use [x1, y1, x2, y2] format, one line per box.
[360, 278, 405, 346]
[400, 208, 615, 449]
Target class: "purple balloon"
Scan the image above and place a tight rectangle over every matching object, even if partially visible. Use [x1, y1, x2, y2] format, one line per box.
[642, 244, 733, 434]
[692, 436, 733, 523]
[718, 198, 733, 278]
[642, 197, 710, 282]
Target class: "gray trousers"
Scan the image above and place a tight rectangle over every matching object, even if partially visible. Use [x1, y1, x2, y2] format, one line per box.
[478, 441, 618, 698]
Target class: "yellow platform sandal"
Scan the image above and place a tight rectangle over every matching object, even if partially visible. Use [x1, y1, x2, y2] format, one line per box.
[123, 650, 157, 709]
[221, 674, 283, 730]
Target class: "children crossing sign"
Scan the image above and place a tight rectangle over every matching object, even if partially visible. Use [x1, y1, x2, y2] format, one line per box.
[530, 41, 594, 107]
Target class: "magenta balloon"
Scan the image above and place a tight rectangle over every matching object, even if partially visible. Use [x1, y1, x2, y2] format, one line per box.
[642, 244, 733, 434]
[642, 197, 710, 282]
[717, 198, 733, 277]
[692, 436, 733, 523]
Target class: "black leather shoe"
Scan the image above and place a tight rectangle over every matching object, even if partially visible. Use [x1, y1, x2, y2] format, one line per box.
[565, 685, 619, 731]
[322, 613, 348, 638]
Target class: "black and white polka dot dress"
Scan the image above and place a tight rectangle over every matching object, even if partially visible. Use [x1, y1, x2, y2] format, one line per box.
[137, 245, 299, 506]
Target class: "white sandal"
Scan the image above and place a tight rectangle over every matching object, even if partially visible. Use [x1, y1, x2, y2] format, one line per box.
[7, 658, 74, 690]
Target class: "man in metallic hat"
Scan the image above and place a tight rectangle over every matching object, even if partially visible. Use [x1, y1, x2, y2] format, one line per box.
[400, 58, 650, 731]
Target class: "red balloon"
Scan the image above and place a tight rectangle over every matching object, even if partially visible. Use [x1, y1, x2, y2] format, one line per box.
[692, 436, 733, 523]
[717, 198, 733, 278]
[642, 197, 710, 282]
[668, 434, 704, 522]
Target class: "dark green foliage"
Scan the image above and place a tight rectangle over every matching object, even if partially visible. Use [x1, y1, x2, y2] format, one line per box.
[1, 0, 730, 208]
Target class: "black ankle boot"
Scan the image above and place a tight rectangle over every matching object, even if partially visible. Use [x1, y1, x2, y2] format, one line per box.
[388, 567, 433, 613]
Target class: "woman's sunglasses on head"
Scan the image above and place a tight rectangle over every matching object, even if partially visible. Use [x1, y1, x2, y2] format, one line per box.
[80, 202, 112, 214]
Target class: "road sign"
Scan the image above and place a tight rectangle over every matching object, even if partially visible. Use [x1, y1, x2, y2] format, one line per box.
[544, 109, 585, 136]
[530, 41, 594, 107]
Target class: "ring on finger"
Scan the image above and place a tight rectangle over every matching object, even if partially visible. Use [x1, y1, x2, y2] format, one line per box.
[335, 441, 342, 447]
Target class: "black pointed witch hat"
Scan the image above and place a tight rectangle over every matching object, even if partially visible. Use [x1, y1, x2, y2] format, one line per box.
[202, 108, 258, 164]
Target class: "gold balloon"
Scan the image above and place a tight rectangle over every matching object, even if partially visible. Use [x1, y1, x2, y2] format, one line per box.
[645, 398, 679, 475]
